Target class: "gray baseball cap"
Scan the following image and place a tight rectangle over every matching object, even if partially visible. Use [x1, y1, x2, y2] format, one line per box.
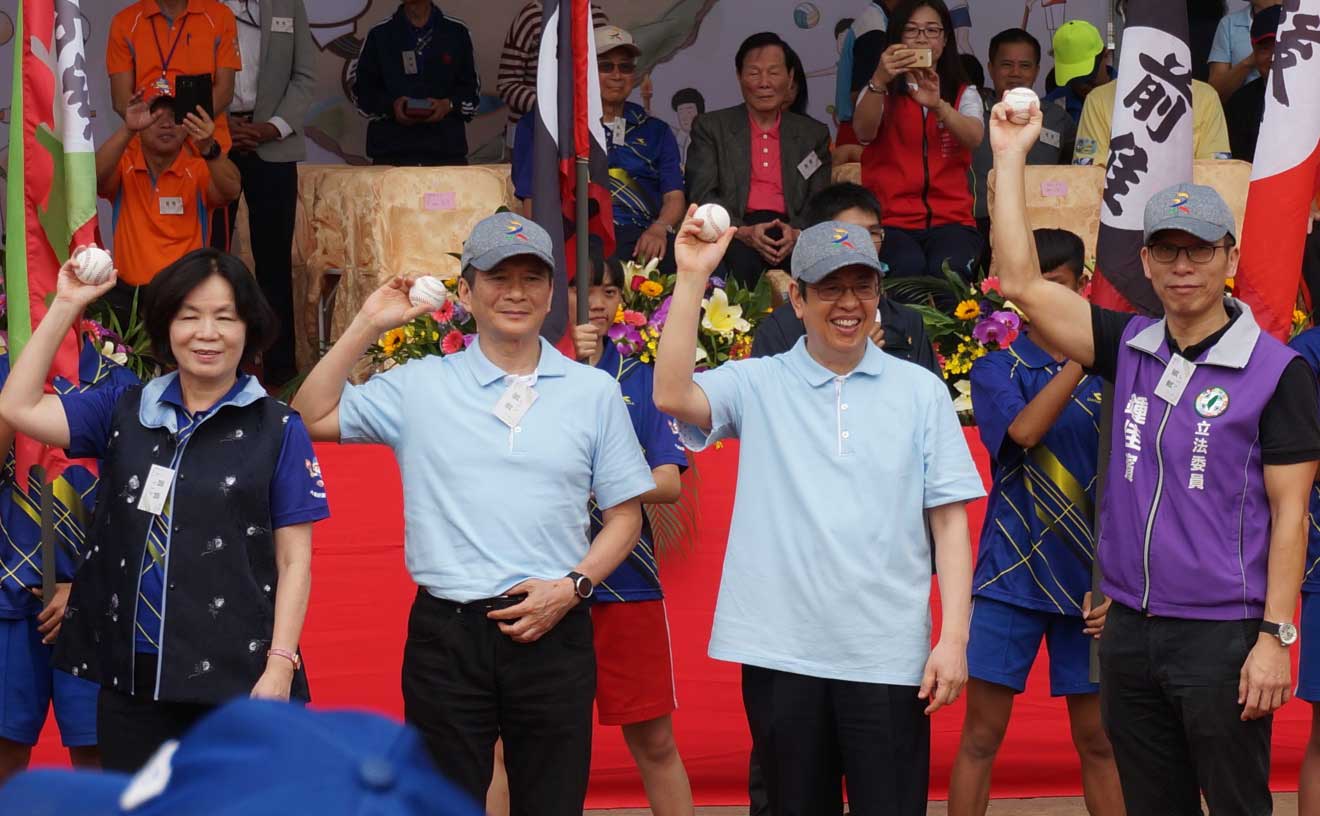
[460, 212, 556, 273]
[1143, 183, 1237, 244]
[790, 221, 884, 284]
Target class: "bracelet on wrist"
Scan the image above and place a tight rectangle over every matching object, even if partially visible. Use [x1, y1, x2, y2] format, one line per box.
[267, 648, 301, 670]
[867, 79, 889, 96]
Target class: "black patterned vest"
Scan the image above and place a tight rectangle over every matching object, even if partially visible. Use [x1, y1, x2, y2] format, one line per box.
[55, 384, 310, 704]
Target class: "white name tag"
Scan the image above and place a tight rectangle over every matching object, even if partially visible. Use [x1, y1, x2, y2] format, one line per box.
[1039, 127, 1061, 148]
[137, 465, 177, 516]
[1154, 354, 1196, 407]
[402, 51, 419, 75]
[607, 118, 626, 145]
[270, 16, 294, 34]
[797, 150, 822, 180]
[493, 381, 538, 428]
[158, 196, 184, 216]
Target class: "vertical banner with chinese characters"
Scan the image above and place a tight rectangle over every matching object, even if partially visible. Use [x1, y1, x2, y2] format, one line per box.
[1090, 0, 1194, 316]
[1235, 0, 1320, 341]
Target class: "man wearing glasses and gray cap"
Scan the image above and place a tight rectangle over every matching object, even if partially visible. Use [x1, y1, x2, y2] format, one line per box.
[654, 208, 983, 815]
[991, 99, 1320, 814]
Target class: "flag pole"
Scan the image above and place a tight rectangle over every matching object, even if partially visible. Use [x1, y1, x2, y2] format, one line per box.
[575, 158, 591, 340]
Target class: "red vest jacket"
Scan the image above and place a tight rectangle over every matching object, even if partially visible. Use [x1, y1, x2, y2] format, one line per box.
[861, 86, 975, 231]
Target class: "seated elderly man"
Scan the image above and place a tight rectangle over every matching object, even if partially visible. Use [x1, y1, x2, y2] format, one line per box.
[513, 26, 685, 270]
[684, 31, 832, 288]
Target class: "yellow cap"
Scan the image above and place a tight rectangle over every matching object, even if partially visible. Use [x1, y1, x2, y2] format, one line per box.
[1052, 20, 1104, 86]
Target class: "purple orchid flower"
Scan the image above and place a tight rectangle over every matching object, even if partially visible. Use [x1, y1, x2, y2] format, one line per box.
[649, 295, 673, 331]
[971, 310, 1022, 347]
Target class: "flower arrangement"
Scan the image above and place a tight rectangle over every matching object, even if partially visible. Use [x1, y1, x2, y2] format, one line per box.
[367, 279, 477, 369]
[612, 258, 772, 368]
[885, 267, 1024, 389]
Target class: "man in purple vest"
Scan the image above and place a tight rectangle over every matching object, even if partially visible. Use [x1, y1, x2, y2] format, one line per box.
[988, 101, 1320, 814]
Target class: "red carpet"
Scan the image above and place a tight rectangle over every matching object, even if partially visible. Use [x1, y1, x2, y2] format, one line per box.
[31, 432, 1310, 805]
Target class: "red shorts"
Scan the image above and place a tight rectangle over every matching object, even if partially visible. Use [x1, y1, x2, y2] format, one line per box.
[591, 599, 677, 726]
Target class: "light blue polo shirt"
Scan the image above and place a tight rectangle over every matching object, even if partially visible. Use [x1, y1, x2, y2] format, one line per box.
[682, 337, 985, 685]
[1209, 6, 1259, 83]
[338, 337, 655, 602]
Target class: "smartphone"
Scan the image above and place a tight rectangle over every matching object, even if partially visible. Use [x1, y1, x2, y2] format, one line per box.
[907, 47, 934, 69]
[405, 97, 433, 116]
[172, 73, 214, 124]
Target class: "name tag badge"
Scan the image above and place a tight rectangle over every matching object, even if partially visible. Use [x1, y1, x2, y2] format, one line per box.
[608, 118, 626, 145]
[158, 196, 185, 216]
[402, 50, 419, 75]
[1154, 354, 1196, 406]
[797, 150, 822, 181]
[1039, 127, 1061, 148]
[493, 381, 538, 428]
[137, 464, 177, 516]
[271, 16, 294, 34]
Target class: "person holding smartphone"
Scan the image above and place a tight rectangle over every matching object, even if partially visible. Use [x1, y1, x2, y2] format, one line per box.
[852, 0, 985, 285]
[95, 93, 242, 328]
[352, 0, 480, 166]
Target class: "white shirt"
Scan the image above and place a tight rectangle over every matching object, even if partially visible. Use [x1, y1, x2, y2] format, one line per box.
[222, 0, 293, 140]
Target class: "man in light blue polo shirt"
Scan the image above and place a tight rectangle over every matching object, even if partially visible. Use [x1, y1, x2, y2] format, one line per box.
[1208, 0, 1280, 101]
[654, 213, 984, 815]
[292, 212, 654, 816]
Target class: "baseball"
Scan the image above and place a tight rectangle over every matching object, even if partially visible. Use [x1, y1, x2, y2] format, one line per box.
[693, 203, 731, 243]
[73, 246, 115, 286]
[1003, 87, 1039, 124]
[408, 276, 450, 309]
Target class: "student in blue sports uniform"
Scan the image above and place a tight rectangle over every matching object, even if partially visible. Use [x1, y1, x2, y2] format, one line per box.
[0, 334, 139, 782]
[948, 228, 1124, 816]
[1286, 325, 1320, 816]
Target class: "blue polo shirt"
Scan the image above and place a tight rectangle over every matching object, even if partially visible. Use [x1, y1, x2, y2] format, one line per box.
[1288, 328, 1320, 594]
[60, 374, 331, 654]
[338, 337, 655, 602]
[593, 341, 687, 603]
[513, 102, 684, 230]
[1209, 6, 1259, 84]
[680, 338, 985, 685]
[0, 341, 140, 619]
[969, 335, 1103, 615]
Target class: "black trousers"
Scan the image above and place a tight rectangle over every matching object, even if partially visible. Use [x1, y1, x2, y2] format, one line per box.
[721, 210, 788, 290]
[219, 150, 300, 386]
[742, 664, 930, 816]
[1099, 602, 1273, 815]
[96, 653, 214, 773]
[401, 589, 596, 816]
[880, 223, 984, 282]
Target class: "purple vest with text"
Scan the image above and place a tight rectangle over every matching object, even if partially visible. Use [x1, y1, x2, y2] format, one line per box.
[1099, 301, 1297, 620]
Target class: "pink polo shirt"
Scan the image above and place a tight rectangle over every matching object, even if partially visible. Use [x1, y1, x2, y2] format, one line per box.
[746, 111, 786, 215]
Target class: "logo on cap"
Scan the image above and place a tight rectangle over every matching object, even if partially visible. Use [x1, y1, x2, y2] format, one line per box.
[831, 228, 855, 250]
[1170, 191, 1191, 214]
[505, 220, 528, 241]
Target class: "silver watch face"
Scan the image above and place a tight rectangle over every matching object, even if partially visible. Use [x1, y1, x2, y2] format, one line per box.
[1279, 622, 1298, 645]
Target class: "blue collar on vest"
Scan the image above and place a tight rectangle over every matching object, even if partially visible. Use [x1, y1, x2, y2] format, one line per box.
[785, 335, 887, 387]
[137, 372, 268, 433]
[463, 336, 570, 387]
[1125, 297, 1260, 370]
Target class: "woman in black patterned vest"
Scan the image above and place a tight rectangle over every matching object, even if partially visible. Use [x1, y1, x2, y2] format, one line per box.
[0, 248, 330, 772]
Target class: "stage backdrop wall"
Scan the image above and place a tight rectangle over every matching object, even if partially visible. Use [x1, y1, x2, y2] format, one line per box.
[0, 0, 1252, 247]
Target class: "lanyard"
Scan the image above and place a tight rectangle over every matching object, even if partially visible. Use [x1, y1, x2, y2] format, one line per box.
[150, 14, 190, 83]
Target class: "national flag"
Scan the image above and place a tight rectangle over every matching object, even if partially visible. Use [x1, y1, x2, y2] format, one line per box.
[1235, 0, 1320, 340]
[532, 0, 615, 347]
[1090, 0, 1194, 316]
[4, 0, 99, 596]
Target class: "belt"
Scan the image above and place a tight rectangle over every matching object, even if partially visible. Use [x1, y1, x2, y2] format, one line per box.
[422, 591, 527, 615]
[230, 110, 255, 117]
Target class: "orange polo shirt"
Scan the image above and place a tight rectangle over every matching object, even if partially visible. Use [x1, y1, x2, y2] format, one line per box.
[106, 0, 241, 151]
[102, 139, 225, 286]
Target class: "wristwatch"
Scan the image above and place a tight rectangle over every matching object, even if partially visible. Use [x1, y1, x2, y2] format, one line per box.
[1260, 620, 1298, 646]
[199, 141, 222, 161]
[566, 571, 594, 600]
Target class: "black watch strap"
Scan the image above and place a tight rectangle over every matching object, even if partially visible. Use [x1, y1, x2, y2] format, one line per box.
[200, 142, 222, 160]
